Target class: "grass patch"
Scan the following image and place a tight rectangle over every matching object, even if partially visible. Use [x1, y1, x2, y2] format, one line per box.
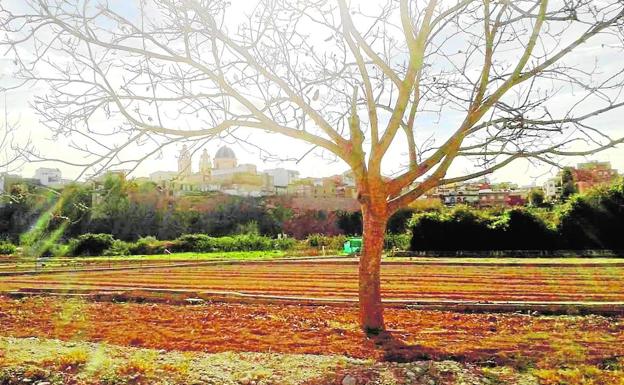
[79, 250, 290, 262]
[0, 336, 359, 385]
[532, 365, 624, 385]
[41, 347, 89, 372]
[0, 250, 323, 272]
[2, 334, 623, 384]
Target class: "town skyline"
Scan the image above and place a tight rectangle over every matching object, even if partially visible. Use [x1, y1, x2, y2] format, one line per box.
[9, 138, 624, 187]
[12, 146, 622, 209]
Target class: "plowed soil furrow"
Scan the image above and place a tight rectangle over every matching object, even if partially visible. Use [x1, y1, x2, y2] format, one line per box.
[2, 260, 624, 303]
[1, 295, 623, 367]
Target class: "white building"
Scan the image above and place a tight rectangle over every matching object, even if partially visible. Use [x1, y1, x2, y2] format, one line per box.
[543, 178, 560, 201]
[33, 167, 63, 187]
[265, 168, 299, 189]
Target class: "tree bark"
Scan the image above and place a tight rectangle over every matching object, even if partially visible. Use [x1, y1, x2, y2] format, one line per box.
[359, 204, 388, 334]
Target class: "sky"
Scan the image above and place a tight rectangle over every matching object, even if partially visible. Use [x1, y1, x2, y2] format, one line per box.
[1, 0, 623, 186]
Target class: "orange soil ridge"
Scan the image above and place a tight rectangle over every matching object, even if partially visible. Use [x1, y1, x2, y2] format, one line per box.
[2, 261, 624, 302]
[1, 295, 623, 368]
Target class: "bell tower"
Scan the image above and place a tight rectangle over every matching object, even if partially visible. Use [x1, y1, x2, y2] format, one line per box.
[178, 144, 192, 177]
[199, 148, 212, 177]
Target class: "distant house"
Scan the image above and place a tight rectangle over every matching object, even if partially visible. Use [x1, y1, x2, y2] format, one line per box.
[285, 174, 358, 200]
[33, 167, 64, 187]
[264, 168, 300, 194]
[431, 179, 489, 207]
[542, 161, 620, 201]
[543, 178, 561, 201]
[572, 161, 619, 193]
[442, 190, 480, 206]
[475, 188, 527, 208]
[506, 193, 527, 207]
[478, 189, 509, 208]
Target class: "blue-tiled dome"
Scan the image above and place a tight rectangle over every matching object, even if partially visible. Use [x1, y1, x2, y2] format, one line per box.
[215, 145, 236, 159]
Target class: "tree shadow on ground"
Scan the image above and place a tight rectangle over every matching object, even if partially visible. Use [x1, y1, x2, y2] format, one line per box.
[302, 332, 526, 385]
[370, 331, 521, 367]
[370, 330, 448, 362]
[302, 332, 458, 385]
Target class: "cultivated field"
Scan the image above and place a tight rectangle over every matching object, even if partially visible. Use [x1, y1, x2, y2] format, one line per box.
[2, 258, 624, 384]
[1, 296, 624, 384]
[2, 258, 624, 304]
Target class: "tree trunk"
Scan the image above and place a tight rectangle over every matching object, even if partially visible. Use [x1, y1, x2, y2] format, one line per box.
[359, 205, 388, 334]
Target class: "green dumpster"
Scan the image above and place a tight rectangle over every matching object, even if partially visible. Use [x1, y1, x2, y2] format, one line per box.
[343, 237, 363, 254]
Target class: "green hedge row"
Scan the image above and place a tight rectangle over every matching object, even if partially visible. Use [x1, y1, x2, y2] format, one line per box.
[410, 207, 555, 251]
[67, 233, 297, 257]
[410, 180, 624, 251]
[66, 232, 410, 257]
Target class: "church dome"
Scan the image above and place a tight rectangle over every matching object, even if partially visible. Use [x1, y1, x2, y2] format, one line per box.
[215, 145, 236, 159]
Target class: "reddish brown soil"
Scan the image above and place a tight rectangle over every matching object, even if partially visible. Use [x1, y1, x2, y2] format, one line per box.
[2, 261, 624, 302]
[1, 295, 623, 369]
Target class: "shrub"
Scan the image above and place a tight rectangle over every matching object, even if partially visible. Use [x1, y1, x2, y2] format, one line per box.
[282, 210, 343, 238]
[493, 208, 556, 250]
[336, 211, 362, 235]
[306, 233, 325, 248]
[128, 236, 171, 255]
[274, 237, 297, 250]
[48, 243, 71, 258]
[0, 242, 17, 255]
[306, 234, 347, 251]
[212, 236, 235, 252]
[410, 206, 494, 251]
[384, 233, 411, 251]
[104, 240, 131, 256]
[235, 220, 260, 235]
[171, 233, 291, 253]
[69, 233, 115, 256]
[231, 234, 272, 251]
[172, 234, 215, 252]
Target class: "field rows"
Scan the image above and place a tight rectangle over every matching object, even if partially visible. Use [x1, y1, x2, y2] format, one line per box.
[0, 252, 288, 273]
[1, 295, 624, 368]
[0, 257, 197, 273]
[2, 261, 624, 302]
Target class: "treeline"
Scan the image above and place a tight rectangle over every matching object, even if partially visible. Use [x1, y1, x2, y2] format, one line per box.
[0, 173, 418, 257]
[0, 173, 414, 245]
[3, 173, 622, 254]
[410, 180, 624, 251]
[0, 177, 285, 243]
[0, 176, 351, 243]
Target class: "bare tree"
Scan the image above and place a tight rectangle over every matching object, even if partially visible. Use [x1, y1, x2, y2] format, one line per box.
[0, 93, 25, 178]
[2, 0, 624, 332]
